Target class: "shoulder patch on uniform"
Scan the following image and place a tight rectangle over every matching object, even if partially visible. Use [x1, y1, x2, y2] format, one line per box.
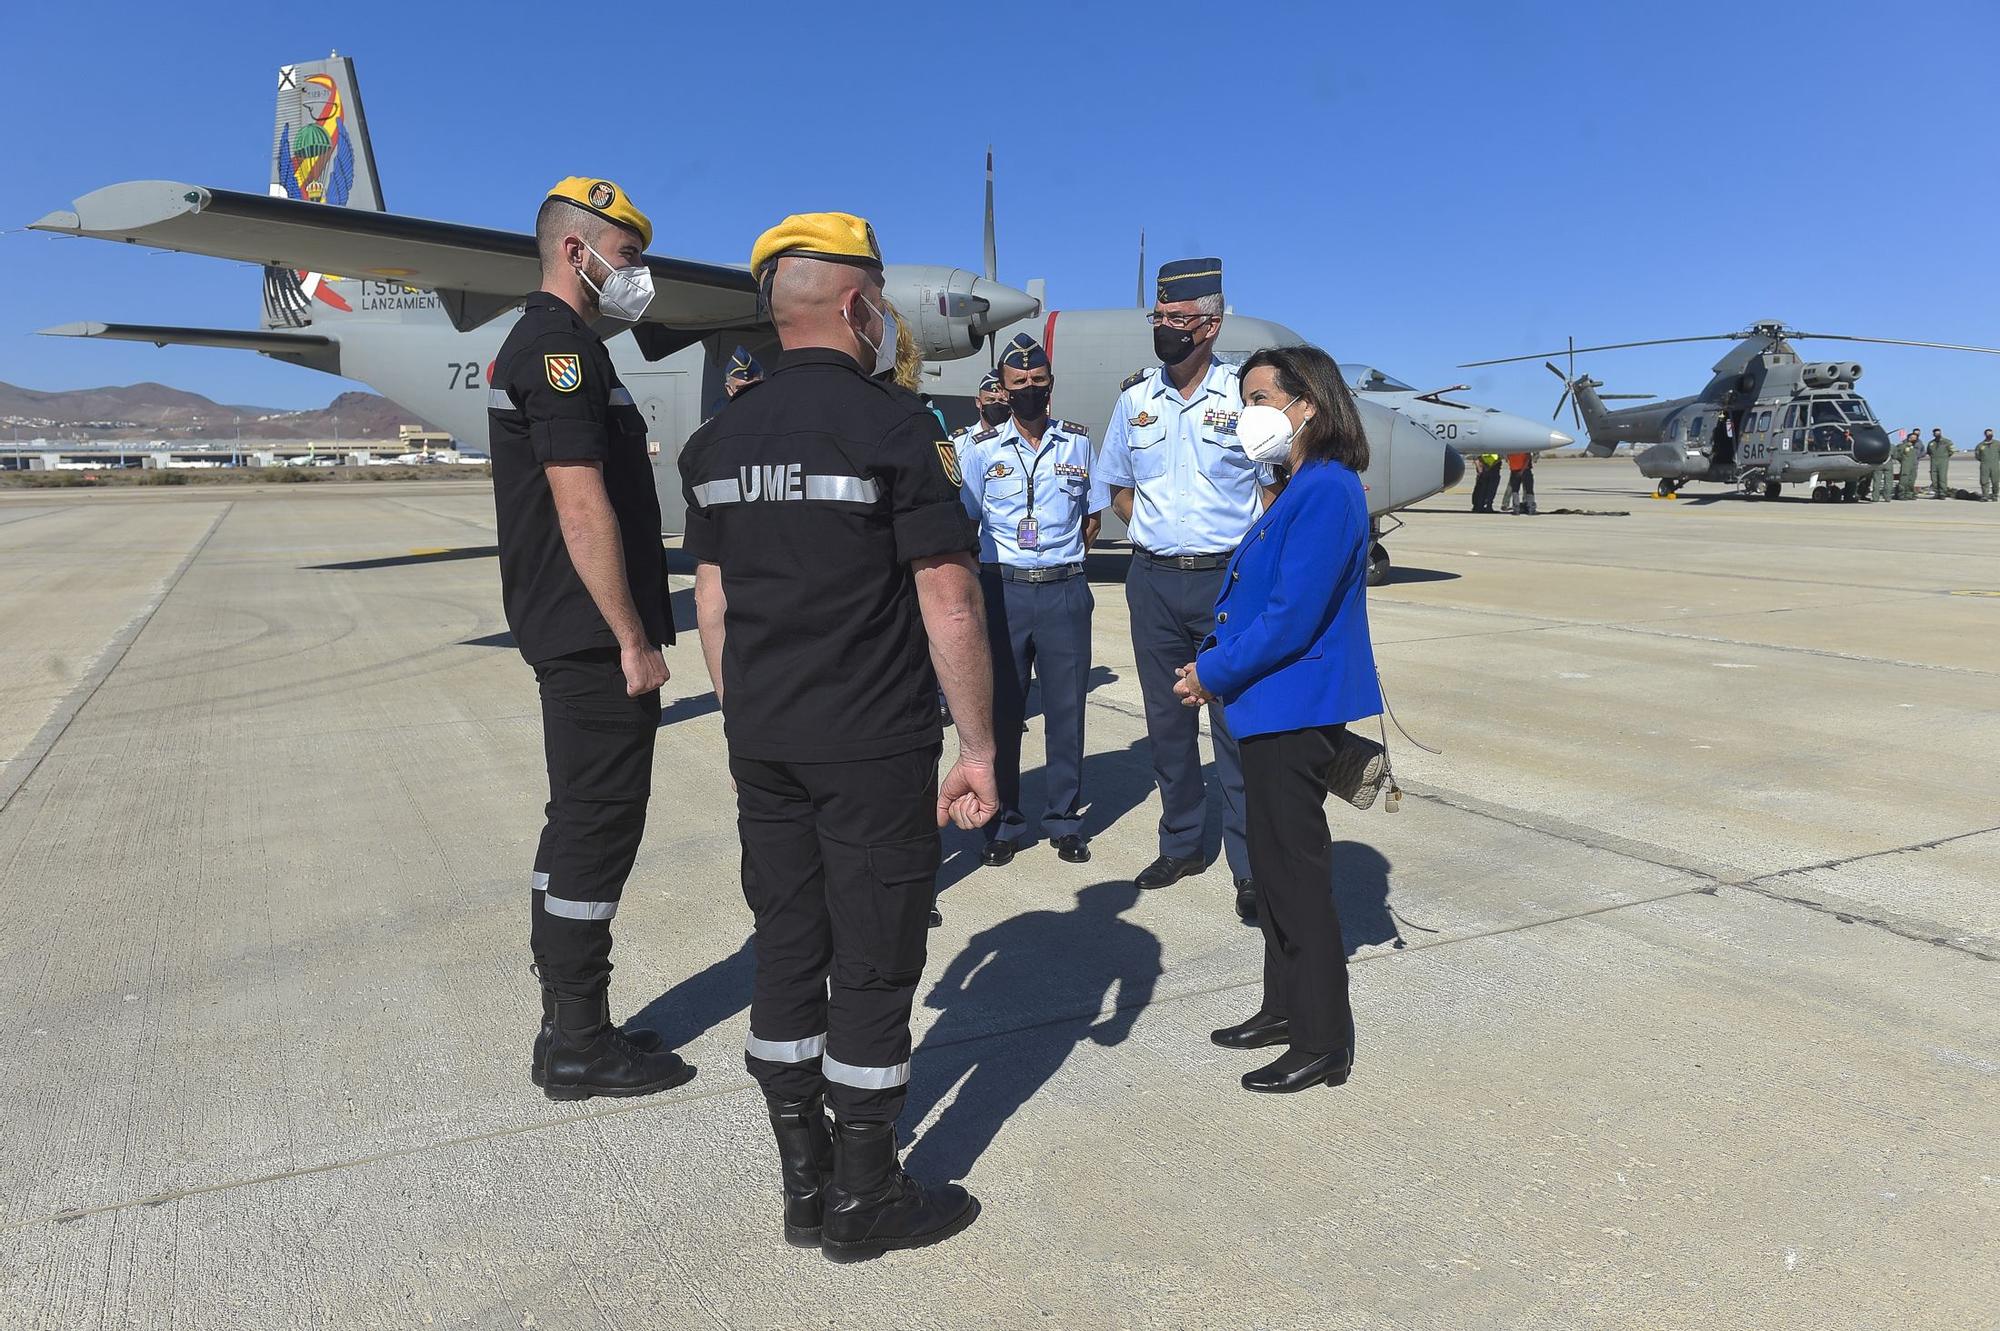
[936, 440, 963, 488]
[1121, 368, 1149, 391]
[971, 427, 1000, 444]
[545, 353, 583, 393]
[949, 424, 970, 440]
[1059, 420, 1089, 436]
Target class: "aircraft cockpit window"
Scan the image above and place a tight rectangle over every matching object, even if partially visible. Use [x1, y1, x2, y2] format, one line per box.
[1755, 410, 1772, 433]
[1811, 401, 1846, 424]
[1842, 398, 1875, 422]
[1340, 364, 1414, 392]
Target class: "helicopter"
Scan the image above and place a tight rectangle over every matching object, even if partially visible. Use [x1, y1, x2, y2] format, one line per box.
[1462, 322, 2000, 501]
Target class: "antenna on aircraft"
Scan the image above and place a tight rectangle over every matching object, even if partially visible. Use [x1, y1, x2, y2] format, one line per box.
[1136, 228, 1146, 308]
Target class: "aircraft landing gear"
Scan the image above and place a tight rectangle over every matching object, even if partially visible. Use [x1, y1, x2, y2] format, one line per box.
[1654, 478, 1682, 499]
[1367, 540, 1391, 587]
[1811, 484, 1835, 503]
[1764, 481, 1782, 500]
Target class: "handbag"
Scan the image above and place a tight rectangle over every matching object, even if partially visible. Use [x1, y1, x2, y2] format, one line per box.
[1325, 727, 1389, 811]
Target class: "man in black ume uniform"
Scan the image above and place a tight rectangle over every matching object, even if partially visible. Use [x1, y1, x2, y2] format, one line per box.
[488, 177, 691, 1103]
[682, 210, 1000, 1260]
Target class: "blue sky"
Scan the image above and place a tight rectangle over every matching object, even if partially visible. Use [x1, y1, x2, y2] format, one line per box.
[4, 0, 1995, 436]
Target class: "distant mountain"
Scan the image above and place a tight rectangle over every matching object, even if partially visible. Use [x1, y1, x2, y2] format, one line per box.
[0, 380, 441, 442]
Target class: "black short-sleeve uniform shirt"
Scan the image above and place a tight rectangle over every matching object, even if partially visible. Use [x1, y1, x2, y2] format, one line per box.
[678, 348, 977, 763]
[489, 291, 672, 664]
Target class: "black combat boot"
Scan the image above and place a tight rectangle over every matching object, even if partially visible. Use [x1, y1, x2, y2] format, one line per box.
[820, 1120, 978, 1261]
[530, 981, 663, 1088]
[542, 991, 694, 1102]
[766, 1093, 835, 1247]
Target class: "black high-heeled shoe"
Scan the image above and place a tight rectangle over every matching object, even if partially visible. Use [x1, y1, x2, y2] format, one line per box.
[1242, 1046, 1351, 1093]
[1210, 1011, 1290, 1050]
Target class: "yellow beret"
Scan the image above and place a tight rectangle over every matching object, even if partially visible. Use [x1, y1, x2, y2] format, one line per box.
[546, 177, 652, 249]
[750, 211, 882, 278]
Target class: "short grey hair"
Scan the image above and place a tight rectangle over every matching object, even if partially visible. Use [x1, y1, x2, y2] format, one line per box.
[1193, 293, 1224, 317]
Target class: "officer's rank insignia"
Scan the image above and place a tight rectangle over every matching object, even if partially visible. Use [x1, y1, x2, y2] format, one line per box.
[545, 354, 583, 393]
[1121, 369, 1149, 390]
[986, 462, 1014, 480]
[1129, 411, 1157, 428]
[936, 441, 962, 487]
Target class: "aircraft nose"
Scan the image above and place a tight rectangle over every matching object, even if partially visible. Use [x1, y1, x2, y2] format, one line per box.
[968, 276, 1040, 335]
[1853, 428, 1891, 466]
[1479, 410, 1570, 455]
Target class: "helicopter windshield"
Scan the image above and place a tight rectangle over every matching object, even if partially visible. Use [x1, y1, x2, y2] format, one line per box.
[1340, 364, 1415, 393]
[1810, 401, 1847, 425]
[1841, 397, 1875, 422]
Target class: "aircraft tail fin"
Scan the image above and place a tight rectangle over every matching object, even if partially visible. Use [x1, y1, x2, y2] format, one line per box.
[262, 54, 389, 329]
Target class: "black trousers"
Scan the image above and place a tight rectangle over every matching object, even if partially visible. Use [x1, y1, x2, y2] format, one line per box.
[1240, 725, 1353, 1053]
[731, 744, 941, 1125]
[1471, 464, 1501, 511]
[1504, 468, 1535, 504]
[530, 647, 660, 1002]
[1125, 557, 1249, 877]
[985, 570, 1092, 844]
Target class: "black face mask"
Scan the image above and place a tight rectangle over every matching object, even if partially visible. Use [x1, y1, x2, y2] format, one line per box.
[1154, 324, 1198, 366]
[978, 400, 1012, 426]
[1007, 384, 1051, 421]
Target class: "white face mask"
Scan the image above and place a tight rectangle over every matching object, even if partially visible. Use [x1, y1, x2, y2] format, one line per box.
[578, 241, 655, 322]
[847, 291, 899, 379]
[1236, 397, 1310, 464]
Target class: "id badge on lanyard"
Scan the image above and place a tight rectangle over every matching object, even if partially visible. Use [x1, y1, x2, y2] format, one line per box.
[1013, 440, 1042, 550]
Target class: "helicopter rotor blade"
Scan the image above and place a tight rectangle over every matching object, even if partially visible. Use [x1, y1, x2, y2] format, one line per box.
[1552, 387, 1572, 422]
[1543, 361, 1568, 382]
[1598, 393, 1657, 400]
[1461, 333, 1745, 368]
[1785, 332, 2000, 356]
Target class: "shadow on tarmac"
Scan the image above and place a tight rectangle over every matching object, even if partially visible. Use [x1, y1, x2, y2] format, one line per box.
[903, 879, 1161, 1181]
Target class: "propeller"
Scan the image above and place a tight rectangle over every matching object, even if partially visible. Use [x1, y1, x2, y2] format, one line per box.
[1539, 337, 1655, 427]
[982, 146, 996, 284]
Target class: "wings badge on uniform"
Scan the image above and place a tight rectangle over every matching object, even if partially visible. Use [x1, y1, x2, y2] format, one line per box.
[545, 353, 582, 393]
[935, 440, 962, 488]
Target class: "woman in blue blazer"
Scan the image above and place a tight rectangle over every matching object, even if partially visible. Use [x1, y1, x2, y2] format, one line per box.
[1174, 345, 1382, 1094]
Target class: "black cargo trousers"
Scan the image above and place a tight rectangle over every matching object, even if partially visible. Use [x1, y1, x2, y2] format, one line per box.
[730, 743, 942, 1125]
[530, 647, 661, 1000]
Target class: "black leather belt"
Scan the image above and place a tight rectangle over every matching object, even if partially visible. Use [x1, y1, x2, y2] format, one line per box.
[988, 562, 1086, 583]
[1136, 547, 1234, 571]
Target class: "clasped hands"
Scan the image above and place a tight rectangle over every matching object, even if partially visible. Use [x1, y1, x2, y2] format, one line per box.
[1172, 662, 1214, 708]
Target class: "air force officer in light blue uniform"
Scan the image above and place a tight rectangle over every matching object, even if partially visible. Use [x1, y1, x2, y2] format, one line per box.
[958, 333, 1108, 866]
[1098, 258, 1276, 921]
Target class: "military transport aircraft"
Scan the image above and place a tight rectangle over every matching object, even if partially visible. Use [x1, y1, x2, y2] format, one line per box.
[1463, 324, 2000, 501]
[31, 54, 1460, 572]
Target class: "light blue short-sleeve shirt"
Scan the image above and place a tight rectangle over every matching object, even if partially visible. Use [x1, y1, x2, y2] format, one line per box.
[1097, 356, 1272, 554]
[958, 417, 1109, 567]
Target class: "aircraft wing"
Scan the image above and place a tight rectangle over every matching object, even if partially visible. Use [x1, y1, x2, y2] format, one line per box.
[30, 181, 761, 335]
[40, 321, 341, 374]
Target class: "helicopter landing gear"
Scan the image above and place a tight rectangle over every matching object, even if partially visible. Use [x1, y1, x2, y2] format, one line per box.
[1811, 484, 1835, 503]
[1654, 478, 1682, 499]
[1740, 471, 1771, 499]
[1764, 481, 1783, 500]
[1367, 540, 1391, 587]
